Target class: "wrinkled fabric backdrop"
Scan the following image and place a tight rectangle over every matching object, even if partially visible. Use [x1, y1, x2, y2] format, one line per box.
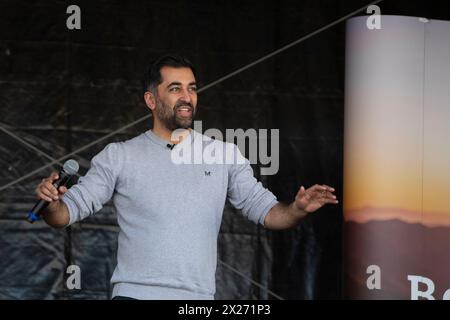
[1, 0, 448, 300]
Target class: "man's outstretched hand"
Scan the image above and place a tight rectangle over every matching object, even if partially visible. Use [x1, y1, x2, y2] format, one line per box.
[264, 184, 339, 230]
[294, 184, 338, 213]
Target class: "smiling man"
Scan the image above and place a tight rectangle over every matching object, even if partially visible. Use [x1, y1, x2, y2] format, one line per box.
[144, 60, 198, 135]
[35, 54, 338, 300]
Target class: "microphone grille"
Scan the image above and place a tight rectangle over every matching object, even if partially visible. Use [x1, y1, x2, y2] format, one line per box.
[63, 159, 79, 175]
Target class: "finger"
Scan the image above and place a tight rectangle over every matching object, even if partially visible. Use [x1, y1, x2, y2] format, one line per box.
[297, 187, 310, 202]
[299, 186, 306, 196]
[58, 186, 68, 194]
[323, 192, 337, 201]
[311, 184, 327, 192]
[44, 181, 59, 196]
[326, 198, 339, 204]
[322, 185, 335, 192]
[35, 182, 44, 195]
[44, 182, 58, 195]
[37, 190, 55, 202]
[312, 186, 327, 197]
[41, 186, 59, 200]
[296, 186, 306, 196]
[48, 172, 59, 182]
[40, 195, 54, 202]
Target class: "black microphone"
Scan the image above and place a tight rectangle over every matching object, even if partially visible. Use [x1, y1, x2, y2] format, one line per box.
[166, 143, 175, 150]
[27, 159, 79, 223]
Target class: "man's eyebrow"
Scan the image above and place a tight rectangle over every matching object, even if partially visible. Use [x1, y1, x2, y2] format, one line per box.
[166, 81, 197, 88]
[167, 82, 182, 88]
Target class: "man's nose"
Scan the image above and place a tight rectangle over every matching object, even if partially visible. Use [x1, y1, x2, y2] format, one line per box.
[180, 88, 192, 102]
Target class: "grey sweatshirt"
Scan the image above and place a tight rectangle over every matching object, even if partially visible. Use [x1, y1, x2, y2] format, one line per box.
[61, 129, 278, 299]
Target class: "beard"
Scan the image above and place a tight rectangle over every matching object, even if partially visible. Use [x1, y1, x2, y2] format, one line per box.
[155, 98, 196, 131]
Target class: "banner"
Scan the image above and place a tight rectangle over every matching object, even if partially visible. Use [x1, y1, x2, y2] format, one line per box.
[344, 16, 450, 300]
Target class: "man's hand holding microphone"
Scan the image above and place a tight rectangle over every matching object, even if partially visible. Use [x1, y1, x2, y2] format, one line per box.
[29, 159, 79, 228]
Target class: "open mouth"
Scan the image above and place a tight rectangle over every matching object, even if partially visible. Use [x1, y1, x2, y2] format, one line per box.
[176, 106, 193, 117]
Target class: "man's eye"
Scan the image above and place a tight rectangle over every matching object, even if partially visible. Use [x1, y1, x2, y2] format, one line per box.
[189, 87, 197, 92]
[169, 87, 180, 92]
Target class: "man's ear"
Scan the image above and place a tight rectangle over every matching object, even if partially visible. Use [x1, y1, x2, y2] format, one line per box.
[144, 91, 156, 111]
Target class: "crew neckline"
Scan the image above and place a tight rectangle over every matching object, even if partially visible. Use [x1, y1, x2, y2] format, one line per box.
[145, 129, 198, 150]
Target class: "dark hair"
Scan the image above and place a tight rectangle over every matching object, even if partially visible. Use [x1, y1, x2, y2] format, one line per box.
[143, 54, 197, 94]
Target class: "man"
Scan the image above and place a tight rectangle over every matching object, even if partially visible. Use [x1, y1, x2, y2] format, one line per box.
[36, 54, 338, 300]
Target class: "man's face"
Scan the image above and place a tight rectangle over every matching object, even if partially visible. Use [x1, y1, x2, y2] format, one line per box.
[153, 66, 197, 130]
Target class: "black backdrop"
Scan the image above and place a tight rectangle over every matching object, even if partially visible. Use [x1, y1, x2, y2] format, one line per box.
[1, 0, 449, 300]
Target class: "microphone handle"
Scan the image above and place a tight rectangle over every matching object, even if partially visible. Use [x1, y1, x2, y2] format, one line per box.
[27, 170, 72, 223]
